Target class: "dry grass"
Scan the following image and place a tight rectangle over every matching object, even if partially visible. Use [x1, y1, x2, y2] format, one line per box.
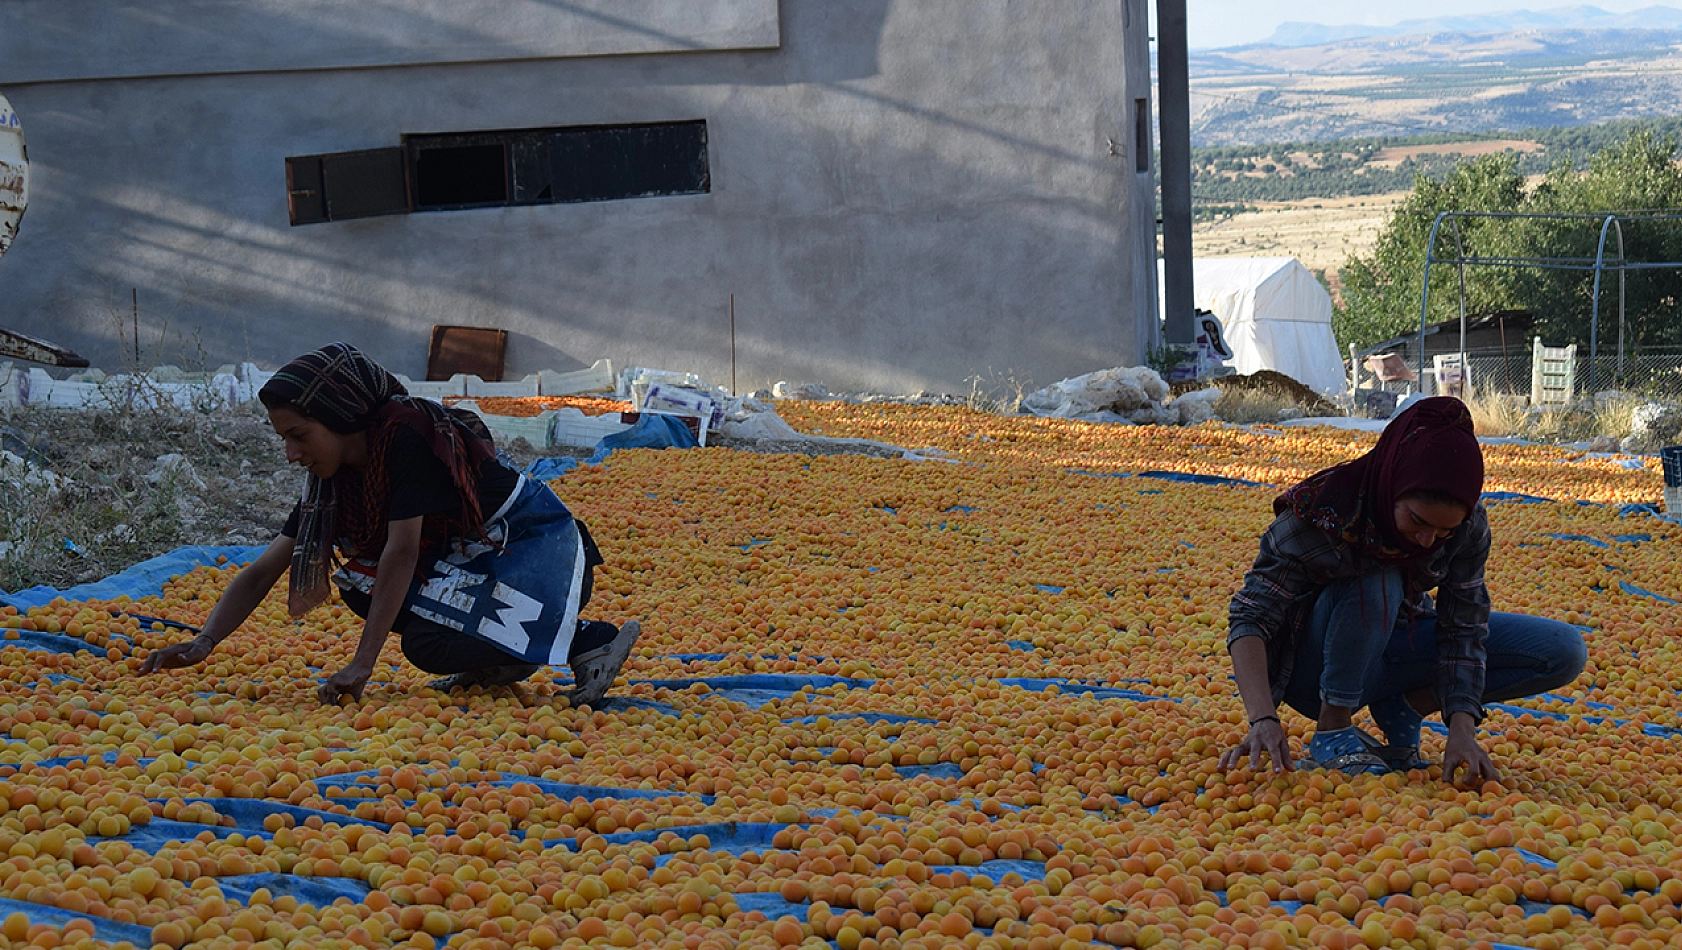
[1467, 393, 1532, 438]
[1466, 391, 1646, 442]
[0, 399, 294, 592]
[1213, 389, 1302, 424]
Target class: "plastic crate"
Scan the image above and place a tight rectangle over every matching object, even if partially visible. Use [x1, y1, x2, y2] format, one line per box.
[1664, 445, 1682, 514]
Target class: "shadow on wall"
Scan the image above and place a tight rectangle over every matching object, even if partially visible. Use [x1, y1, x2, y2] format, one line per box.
[6, 0, 1138, 392]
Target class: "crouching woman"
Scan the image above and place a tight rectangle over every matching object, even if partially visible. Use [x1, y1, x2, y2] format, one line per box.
[140, 343, 640, 705]
[1219, 397, 1586, 784]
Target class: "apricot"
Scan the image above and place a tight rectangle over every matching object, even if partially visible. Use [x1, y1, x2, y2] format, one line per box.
[0, 401, 1669, 950]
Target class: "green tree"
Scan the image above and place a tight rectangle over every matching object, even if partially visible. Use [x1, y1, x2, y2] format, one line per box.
[1335, 130, 1682, 355]
[1507, 130, 1682, 350]
[1335, 155, 1527, 351]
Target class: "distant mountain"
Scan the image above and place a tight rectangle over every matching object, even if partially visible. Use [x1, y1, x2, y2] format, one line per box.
[1256, 4, 1682, 48]
[1188, 24, 1682, 146]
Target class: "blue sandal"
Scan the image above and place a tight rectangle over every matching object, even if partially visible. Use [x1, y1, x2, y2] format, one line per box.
[1299, 727, 1389, 775]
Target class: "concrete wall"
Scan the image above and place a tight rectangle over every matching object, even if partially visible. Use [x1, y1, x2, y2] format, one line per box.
[0, 0, 1158, 394]
[0, 0, 782, 83]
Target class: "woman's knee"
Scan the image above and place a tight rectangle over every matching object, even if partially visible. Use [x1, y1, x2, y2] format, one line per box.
[1543, 623, 1589, 688]
[1495, 613, 1589, 691]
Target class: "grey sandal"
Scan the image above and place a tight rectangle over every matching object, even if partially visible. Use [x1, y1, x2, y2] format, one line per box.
[568, 620, 641, 707]
[1300, 727, 1389, 775]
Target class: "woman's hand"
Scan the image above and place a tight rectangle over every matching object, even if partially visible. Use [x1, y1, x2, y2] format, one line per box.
[139, 635, 215, 674]
[318, 662, 373, 705]
[1443, 715, 1500, 787]
[1218, 718, 1296, 772]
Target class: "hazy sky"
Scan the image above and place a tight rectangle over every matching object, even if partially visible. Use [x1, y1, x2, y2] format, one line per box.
[1187, 0, 1682, 49]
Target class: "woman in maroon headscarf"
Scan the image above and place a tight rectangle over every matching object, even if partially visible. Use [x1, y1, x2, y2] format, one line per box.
[1219, 397, 1586, 783]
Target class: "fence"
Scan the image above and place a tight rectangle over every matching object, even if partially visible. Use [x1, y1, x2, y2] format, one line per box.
[1354, 348, 1682, 404]
[1461, 351, 1682, 402]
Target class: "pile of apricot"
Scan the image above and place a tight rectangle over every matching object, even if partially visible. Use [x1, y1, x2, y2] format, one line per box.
[0, 406, 1674, 949]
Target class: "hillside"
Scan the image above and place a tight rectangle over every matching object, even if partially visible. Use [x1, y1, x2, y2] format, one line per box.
[1189, 116, 1682, 206]
[1190, 27, 1682, 146]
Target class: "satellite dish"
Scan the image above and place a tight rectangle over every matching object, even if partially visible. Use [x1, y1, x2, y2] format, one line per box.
[0, 94, 26, 261]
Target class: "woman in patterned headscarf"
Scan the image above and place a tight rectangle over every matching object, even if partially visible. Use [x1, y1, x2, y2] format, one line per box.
[1219, 397, 1586, 783]
[139, 343, 641, 706]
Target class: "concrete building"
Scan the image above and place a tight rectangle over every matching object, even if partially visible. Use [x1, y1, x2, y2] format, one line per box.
[0, 0, 1159, 392]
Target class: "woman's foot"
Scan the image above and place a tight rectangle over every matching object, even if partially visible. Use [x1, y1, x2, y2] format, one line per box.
[1352, 725, 1430, 771]
[569, 620, 641, 707]
[430, 663, 541, 692]
[1300, 726, 1388, 775]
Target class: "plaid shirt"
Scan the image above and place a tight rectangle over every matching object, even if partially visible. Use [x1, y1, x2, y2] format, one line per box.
[1228, 505, 1492, 723]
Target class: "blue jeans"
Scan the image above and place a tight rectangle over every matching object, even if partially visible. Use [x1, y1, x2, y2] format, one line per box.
[1282, 568, 1588, 718]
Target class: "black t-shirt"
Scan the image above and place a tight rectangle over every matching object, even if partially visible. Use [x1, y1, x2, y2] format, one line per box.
[281, 425, 520, 542]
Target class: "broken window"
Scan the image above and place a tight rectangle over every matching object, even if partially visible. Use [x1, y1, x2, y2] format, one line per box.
[285, 120, 709, 226]
[411, 140, 509, 210]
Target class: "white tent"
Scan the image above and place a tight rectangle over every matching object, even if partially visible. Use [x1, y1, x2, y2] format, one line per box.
[1159, 257, 1347, 396]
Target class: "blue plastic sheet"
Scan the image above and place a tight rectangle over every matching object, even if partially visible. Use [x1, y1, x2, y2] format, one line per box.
[735, 892, 811, 920]
[216, 872, 372, 906]
[633, 674, 874, 706]
[998, 677, 1178, 703]
[179, 798, 390, 832]
[972, 860, 1047, 881]
[896, 763, 966, 781]
[1006, 641, 1036, 652]
[1619, 581, 1679, 605]
[0, 896, 155, 946]
[0, 630, 103, 655]
[93, 817, 253, 849]
[0, 545, 264, 610]
[547, 821, 786, 852]
[312, 771, 709, 804]
[1483, 491, 1553, 504]
[1137, 470, 1271, 488]
[523, 456, 580, 482]
[783, 713, 934, 726]
[1486, 702, 1682, 739]
[588, 414, 698, 465]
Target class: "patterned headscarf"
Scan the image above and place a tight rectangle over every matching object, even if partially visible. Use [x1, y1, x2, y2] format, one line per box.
[1274, 397, 1484, 562]
[259, 343, 498, 616]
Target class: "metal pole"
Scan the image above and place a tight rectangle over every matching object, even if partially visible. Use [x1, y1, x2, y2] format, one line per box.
[1417, 212, 1450, 396]
[1498, 315, 1511, 395]
[1589, 215, 1616, 393]
[1615, 219, 1626, 384]
[1454, 217, 1469, 399]
[729, 294, 737, 397]
[1156, 0, 1195, 345]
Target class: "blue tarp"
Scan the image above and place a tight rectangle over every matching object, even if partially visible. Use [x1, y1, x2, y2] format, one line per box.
[633, 674, 874, 706]
[216, 873, 371, 906]
[1620, 581, 1680, 605]
[998, 677, 1178, 703]
[523, 456, 581, 481]
[1483, 491, 1554, 504]
[588, 414, 698, 465]
[1137, 470, 1272, 488]
[0, 545, 264, 610]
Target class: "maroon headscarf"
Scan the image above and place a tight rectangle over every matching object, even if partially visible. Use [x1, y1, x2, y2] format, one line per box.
[1275, 397, 1484, 561]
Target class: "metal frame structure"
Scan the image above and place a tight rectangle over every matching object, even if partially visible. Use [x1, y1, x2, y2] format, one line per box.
[1418, 210, 1682, 393]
